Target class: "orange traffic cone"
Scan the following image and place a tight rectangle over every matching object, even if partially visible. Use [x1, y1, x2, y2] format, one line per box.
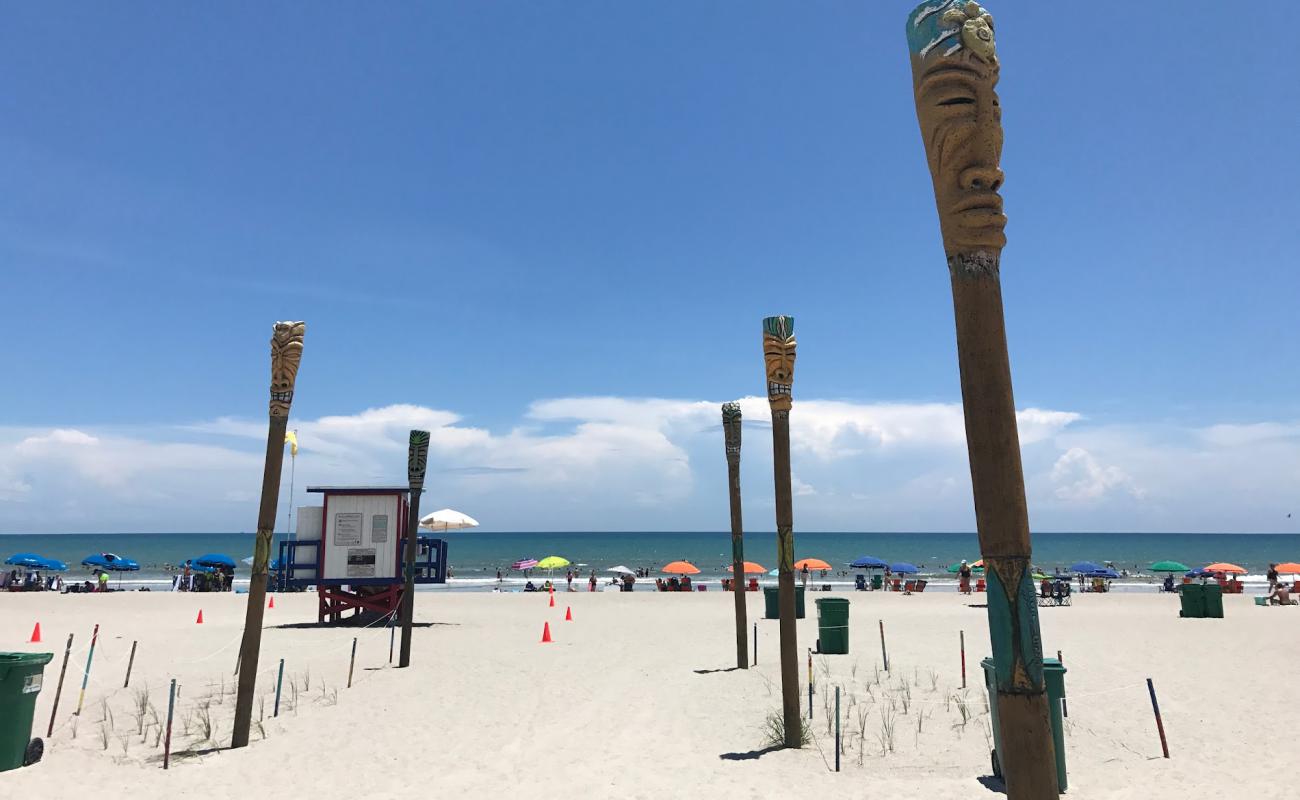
[196, 609, 204, 624]
[540, 622, 552, 643]
[548, 594, 555, 608]
[29, 622, 41, 643]
[268, 596, 275, 609]
[564, 606, 572, 622]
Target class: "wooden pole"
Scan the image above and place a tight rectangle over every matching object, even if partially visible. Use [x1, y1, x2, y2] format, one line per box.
[722, 402, 748, 670]
[75, 623, 99, 715]
[347, 637, 357, 688]
[1058, 650, 1068, 717]
[1147, 678, 1169, 758]
[834, 685, 841, 772]
[763, 315, 801, 748]
[163, 678, 176, 770]
[879, 620, 889, 672]
[232, 321, 305, 749]
[907, 7, 1057, 797]
[123, 640, 137, 688]
[398, 430, 430, 669]
[273, 659, 284, 718]
[753, 622, 757, 666]
[389, 614, 396, 664]
[961, 630, 967, 689]
[47, 633, 73, 737]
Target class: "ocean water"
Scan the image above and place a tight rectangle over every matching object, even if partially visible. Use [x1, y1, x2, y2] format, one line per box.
[3, 531, 1298, 591]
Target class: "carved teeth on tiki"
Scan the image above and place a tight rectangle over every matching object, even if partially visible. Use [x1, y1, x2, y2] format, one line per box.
[268, 321, 305, 418]
[762, 316, 796, 412]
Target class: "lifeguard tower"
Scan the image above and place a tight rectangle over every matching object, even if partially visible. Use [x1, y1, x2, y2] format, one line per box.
[277, 486, 448, 623]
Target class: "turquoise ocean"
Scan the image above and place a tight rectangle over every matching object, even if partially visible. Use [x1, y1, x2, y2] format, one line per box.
[4, 531, 1298, 591]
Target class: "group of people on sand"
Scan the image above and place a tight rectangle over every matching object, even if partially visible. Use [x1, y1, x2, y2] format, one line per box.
[1266, 564, 1296, 605]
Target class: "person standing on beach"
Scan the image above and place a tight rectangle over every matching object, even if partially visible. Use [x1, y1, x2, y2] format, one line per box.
[958, 560, 972, 595]
[566, 569, 574, 591]
[588, 570, 596, 592]
[1267, 563, 1279, 589]
[800, 563, 810, 589]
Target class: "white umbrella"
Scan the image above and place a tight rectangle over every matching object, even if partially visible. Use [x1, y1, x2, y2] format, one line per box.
[419, 508, 480, 532]
[607, 565, 635, 575]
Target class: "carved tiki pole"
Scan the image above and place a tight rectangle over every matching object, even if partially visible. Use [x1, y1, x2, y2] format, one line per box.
[399, 429, 430, 669]
[905, 4, 1058, 796]
[721, 402, 748, 670]
[232, 321, 305, 749]
[762, 315, 801, 747]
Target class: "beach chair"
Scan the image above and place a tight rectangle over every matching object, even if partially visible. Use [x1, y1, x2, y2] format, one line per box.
[891, 578, 902, 592]
[747, 578, 759, 592]
[903, 580, 916, 594]
[1055, 582, 1072, 606]
[914, 579, 927, 593]
[854, 574, 866, 591]
[976, 578, 986, 592]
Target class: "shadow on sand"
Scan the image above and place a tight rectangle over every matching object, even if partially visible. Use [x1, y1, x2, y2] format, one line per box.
[693, 667, 742, 674]
[719, 744, 784, 761]
[268, 620, 453, 630]
[975, 775, 1006, 793]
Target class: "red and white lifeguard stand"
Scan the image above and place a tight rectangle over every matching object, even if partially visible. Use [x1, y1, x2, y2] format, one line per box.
[276, 486, 448, 623]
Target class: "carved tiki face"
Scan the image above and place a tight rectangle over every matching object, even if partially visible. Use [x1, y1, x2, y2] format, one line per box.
[269, 321, 306, 418]
[762, 316, 796, 412]
[408, 430, 431, 485]
[907, 1, 1005, 257]
[721, 402, 743, 457]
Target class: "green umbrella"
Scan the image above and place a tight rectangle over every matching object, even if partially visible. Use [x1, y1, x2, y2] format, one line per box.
[1149, 560, 1190, 573]
[946, 561, 984, 573]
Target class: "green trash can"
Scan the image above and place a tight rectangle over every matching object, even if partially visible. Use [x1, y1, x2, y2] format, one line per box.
[871, 574, 883, 591]
[1202, 583, 1224, 618]
[815, 597, 849, 654]
[762, 586, 805, 619]
[1179, 583, 1205, 618]
[981, 657, 1068, 793]
[0, 652, 53, 772]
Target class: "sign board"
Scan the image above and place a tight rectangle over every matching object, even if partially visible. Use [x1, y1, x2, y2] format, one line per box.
[320, 493, 402, 582]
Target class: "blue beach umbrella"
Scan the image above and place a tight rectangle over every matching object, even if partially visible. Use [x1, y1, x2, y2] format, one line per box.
[850, 556, 888, 569]
[1086, 568, 1120, 579]
[890, 562, 920, 574]
[1070, 561, 1103, 574]
[1185, 567, 1213, 578]
[39, 557, 68, 571]
[193, 553, 237, 569]
[81, 553, 141, 571]
[6, 553, 52, 569]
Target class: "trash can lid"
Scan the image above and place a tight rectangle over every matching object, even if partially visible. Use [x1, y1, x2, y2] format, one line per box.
[0, 652, 53, 666]
[815, 597, 850, 606]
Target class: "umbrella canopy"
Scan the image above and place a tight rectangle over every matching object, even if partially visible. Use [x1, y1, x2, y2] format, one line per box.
[1274, 562, 1300, 574]
[1204, 562, 1246, 574]
[1086, 568, 1120, 579]
[662, 560, 700, 575]
[794, 558, 831, 571]
[184, 562, 218, 574]
[606, 565, 635, 575]
[193, 553, 236, 569]
[536, 556, 570, 570]
[890, 562, 919, 574]
[947, 561, 985, 573]
[726, 561, 767, 574]
[850, 556, 888, 569]
[6, 553, 52, 569]
[1185, 567, 1213, 578]
[1070, 561, 1103, 574]
[510, 558, 538, 571]
[419, 508, 480, 532]
[81, 553, 140, 571]
[1150, 560, 1190, 573]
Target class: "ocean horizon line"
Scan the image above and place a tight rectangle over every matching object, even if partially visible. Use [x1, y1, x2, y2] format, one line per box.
[3, 529, 1296, 536]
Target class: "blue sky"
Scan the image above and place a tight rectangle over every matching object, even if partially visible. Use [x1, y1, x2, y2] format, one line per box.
[2, 2, 1297, 533]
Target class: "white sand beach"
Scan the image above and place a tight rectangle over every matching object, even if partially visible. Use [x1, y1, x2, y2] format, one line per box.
[2, 589, 1294, 798]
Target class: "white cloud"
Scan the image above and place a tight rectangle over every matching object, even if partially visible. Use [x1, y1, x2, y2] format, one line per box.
[1, 400, 1296, 533]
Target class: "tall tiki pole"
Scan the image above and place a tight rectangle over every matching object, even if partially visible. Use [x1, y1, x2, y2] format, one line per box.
[232, 321, 305, 749]
[906, 4, 1058, 796]
[762, 316, 800, 747]
[398, 430, 430, 668]
[721, 402, 748, 670]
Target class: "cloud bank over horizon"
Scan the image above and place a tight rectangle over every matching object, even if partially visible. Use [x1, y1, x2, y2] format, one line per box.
[1, 398, 1297, 534]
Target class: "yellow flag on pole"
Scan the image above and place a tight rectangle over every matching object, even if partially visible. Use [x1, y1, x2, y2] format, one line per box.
[284, 430, 298, 456]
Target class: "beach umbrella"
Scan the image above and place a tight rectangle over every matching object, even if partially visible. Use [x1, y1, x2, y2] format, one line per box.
[194, 553, 237, 569]
[947, 561, 985, 573]
[1150, 560, 1190, 573]
[511, 558, 538, 571]
[5, 553, 52, 569]
[662, 560, 700, 575]
[419, 508, 480, 533]
[1204, 562, 1246, 574]
[606, 565, 635, 575]
[81, 553, 141, 571]
[1070, 561, 1103, 574]
[536, 556, 570, 570]
[890, 562, 919, 574]
[794, 558, 831, 571]
[1274, 562, 1300, 574]
[726, 561, 767, 574]
[849, 556, 888, 569]
[1086, 568, 1120, 579]
[1185, 567, 1212, 578]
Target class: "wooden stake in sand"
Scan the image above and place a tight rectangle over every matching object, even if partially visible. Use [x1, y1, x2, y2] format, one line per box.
[273, 658, 284, 718]
[399, 429, 430, 669]
[123, 640, 138, 688]
[879, 620, 889, 673]
[1058, 651, 1067, 717]
[721, 401, 748, 671]
[348, 637, 357, 688]
[47, 633, 73, 738]
[834, 686, 841, 772]
[163, 678, 176, 770]
[762, 314, 801, 748]
[906, 6, 1057, 797]
[389, 614, 396, 664]
[75, 623, 99, 716]
[752, 623, 757, 666]
[961, 630, 967, 689]
[1147, 678, 1169, 758]
[232, 321, 305, 750]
